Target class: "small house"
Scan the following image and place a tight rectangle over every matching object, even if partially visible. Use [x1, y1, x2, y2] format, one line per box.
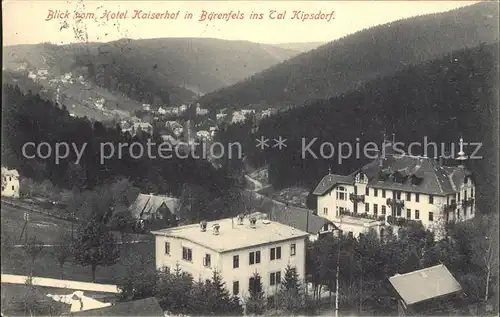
[269, 206, 337, 241]
[1, 167, 20, 198]
[389, 264, 464, 316]
[129, 194, 180, 227]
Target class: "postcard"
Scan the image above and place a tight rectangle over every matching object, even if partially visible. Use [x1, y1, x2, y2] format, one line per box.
[2, 1, 499, 316]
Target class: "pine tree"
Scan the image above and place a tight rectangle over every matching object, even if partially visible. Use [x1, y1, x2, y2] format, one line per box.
[281, 265, 302, 292]
[277, 265, 305, 314]
[246, 272, 266, 315]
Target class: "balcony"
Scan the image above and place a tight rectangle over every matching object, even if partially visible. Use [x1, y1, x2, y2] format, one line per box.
[349, 194, 365, 203]
[386, 198, 405, 208]
[339, 209, 379, 221]
[386, 215, 422, 227]
[462, 198, 475, 207]
[444, 200, 457, 212]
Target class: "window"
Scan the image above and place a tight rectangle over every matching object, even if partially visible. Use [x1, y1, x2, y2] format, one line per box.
[337, 186, 347, 200]
[415, 193, 420, 202]
[415, 210, 420, 220]
[429, 212, 434, 221]
[164, 242, 170, 255]
[359, 173, 364, 181]
[396, 208, 401, 217]
[374, 189, 378, 197]
[249, 276, 262, 293]
[12, 185, 14, 190]
[365, 203, 369, 212]
[429, 195, 434, 204]
[249, 251, 260, 265]
[270, 271, 282, 286]
[9, 177, 12, 181]
[458, 192, 461, 202]
[233, 281, 239, 295]
[382, 189, 386, 198]
[365, 187, 369, 196]
[464, 190, 467, 200]
[290, 244, 296, 256]
[270, 247, 281, 260]
[396, 191, 401, 200]
[471, 188, 474, 197]
[323, 207, 328, 215]
[182, 247, 192, 261]
[373, 204, 378, 216]
[382, 205, 386, 215]
[407, 209, 411, 219]
[233, 255, 239, 268]
[406, 192, 411, 201]
[204, 254, 211, 267]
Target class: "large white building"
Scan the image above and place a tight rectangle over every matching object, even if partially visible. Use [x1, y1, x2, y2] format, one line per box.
[152, 214, 309, 299]
[313, 138, 475, 239]
[1, 167, 20, 198]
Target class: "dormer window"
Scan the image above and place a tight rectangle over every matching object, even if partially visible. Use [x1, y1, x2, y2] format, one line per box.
[359, 173, 364, 181]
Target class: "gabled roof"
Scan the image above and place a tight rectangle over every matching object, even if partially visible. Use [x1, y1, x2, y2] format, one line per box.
[389, 264, 462, 306]
[129, 193, 179, 219]
[362, 155, 470, 195]
[71, 297, 164, 316]
[270, 205, 335, 234]
[312, 174, 354, 196]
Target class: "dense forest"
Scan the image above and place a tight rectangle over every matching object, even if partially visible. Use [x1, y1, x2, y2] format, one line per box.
[1, 85, 237, 196]
[199, 2, 498, 109]
[220, 43, 499, 215]
[3, 38, 301, 106]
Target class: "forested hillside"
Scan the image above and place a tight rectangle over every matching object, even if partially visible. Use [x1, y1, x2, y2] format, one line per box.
[222, 43, 499, 215]
[0, 85, 234, 196]
[3, 38, 301, 106]
[199, 2, 499, 109]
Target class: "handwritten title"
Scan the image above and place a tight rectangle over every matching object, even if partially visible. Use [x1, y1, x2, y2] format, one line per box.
[46, 9, 336, 22]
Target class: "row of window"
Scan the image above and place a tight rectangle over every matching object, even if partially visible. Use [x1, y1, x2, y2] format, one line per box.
[449, 189, 474, 204]
[232, 268, 297, 295]
[326, 205, 435, 222]
[365, 188, 433, 204]
[165, 243, 297, 267]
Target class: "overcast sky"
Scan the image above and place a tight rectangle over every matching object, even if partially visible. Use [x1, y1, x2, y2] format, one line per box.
[3, 1, 478, 46]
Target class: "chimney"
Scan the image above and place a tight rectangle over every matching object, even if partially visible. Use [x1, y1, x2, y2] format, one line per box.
[212, 224, 220, 235]
[200, 220, 207, 232]
[249, 217, 257, 228]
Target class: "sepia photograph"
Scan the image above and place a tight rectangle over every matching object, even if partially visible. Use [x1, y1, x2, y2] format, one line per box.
[1, 1, 499, 316]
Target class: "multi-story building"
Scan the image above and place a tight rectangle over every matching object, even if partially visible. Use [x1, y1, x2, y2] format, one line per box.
[151, 215, 309, 299]
[313, 138, 475, 239]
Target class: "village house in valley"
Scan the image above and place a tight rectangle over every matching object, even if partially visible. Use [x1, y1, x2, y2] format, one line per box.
[313, 138, 475, 239]
[151, 214, 309, 299]
[129, 193, 180, 225]
[268, 206, 337, 241]
[1, 167, 20, 198]
[389, 264, 464, 316]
